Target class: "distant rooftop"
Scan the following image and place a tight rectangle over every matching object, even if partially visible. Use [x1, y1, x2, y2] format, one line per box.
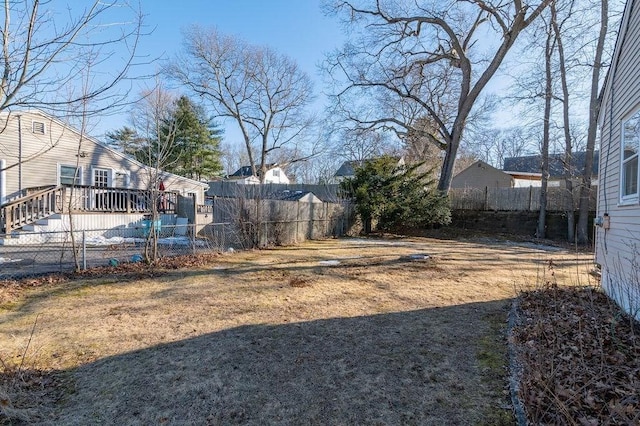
[503, 151, 599, 177]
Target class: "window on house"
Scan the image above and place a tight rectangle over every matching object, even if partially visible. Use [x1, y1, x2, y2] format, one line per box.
[93, 168, 110, 187]
[32, 121, 45, 135]
[60, 165, 81, 186]
[621, 112, 640, 201]
[272, 169, 280, 177]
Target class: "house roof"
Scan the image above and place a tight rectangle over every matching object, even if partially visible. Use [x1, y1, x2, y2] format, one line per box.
[503, 151, 599, 178]
[229, 164, 280, 178]
[454, 160, 507, 177]
[334, 160, 363, 177]
[273, 190, 322, 202]
[4, 109, 208, 188]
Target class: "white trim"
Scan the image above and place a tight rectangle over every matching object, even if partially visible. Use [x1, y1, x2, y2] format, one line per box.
[58, 163, 84, 186]
[619, 108, 640, 203]
[91, 166, 113, 187]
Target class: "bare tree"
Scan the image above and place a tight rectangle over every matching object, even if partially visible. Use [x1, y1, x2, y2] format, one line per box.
[166, 27, 317, 183]
[537, 17, 555, 239]
[551, 0, 577, 242]
[129, 83, 179, 262]
[577, 0, 609, 245]
[0, 0, 143, 175]
[0, 0, 142, 115]
[322, 0, 552, 193]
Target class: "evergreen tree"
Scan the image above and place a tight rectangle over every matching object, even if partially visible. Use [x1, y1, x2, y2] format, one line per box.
[158, 96, 223, 180]
[105, 126, 145, 161]
[341, 156, 450, 233]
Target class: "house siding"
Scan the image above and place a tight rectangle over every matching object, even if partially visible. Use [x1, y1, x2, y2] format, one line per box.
[0, 111, 206, 204]
[596, 0, 640, 319]
[451, 161, 513, 189]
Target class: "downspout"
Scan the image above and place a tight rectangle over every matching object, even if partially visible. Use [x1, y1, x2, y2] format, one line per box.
[17, 114, 22, 194]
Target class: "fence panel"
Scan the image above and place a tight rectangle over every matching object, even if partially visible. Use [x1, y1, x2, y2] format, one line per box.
[449, 186, 597, 211]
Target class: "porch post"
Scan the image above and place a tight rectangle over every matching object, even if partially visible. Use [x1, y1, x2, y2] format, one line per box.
[0, 159, 5, 204]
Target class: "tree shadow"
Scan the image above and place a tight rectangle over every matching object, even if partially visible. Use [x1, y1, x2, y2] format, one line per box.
[45, 300, 513, 425]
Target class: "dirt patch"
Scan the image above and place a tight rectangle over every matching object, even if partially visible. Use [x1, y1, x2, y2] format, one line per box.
[0, 237, 594, 424]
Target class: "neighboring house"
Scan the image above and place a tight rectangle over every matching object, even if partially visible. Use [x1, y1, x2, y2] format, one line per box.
[0, 110, 208, 237]
[333, 157, 405, 182]
[274, 190, 322, 203]
[228, 165, 290, 184]
[505, 171, 542, 188]
[595, 0, 640, 320]
[503, 151, 599, 187]
[451, 160, 515, 189]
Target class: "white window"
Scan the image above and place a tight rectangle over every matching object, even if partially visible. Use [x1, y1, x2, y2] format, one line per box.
[93, 168, 110, 187]
[60, 165, 81, 186]
[32, 121, 45, 135]
[621, 111, 640, 202]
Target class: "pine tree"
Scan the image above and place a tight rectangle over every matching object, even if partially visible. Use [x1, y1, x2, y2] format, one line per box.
[158, 96, 223, 180]
[105, 126, 145, 161]
[341, 156, 450, 233]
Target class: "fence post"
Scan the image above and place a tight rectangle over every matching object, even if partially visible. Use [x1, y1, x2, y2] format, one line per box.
[192, 224, 196, 255]
[82, 230, 87, 270]
[484, 186, 489, 211]
[296, 201, 300, 243]
[528, 186, 533, 211]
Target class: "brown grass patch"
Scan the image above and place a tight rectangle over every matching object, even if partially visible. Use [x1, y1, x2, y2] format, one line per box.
[0, 236, 594, 424]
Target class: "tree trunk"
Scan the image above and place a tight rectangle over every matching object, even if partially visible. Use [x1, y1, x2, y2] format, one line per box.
[537, 27, 554, 239]
[577, 0, 608, 245]
[552, 2, 575, 243]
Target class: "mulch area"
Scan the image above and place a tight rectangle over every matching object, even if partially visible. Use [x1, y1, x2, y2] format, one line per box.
[511, 285, 640, 425]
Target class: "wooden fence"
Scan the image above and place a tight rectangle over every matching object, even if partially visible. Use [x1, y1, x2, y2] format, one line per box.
[449, 186, 597, 212]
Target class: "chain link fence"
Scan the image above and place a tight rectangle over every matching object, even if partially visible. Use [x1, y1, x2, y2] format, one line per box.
[0, 224, 220, 280]
[0, 211, 357, 280]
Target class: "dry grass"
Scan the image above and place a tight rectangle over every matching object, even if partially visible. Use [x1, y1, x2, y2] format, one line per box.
[0, 236, 594, 425]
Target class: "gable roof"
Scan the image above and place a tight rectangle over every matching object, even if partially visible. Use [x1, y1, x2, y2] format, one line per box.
[229, 164, 281, 178]
[503, 151, 599, 178]
[229, 166, 254, 177]
[454, 160, 507, 177]
[273, 190, 322, 203]
[334, 160, 363, 178]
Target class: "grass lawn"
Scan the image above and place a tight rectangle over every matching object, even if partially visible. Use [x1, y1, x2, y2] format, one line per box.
[0, 236, 595, 425]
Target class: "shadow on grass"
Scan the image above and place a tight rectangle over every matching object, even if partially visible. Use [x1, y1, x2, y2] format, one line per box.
[42, 300, 514, 425]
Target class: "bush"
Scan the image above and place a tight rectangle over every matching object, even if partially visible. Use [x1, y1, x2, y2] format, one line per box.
[341, 156, 450, 233]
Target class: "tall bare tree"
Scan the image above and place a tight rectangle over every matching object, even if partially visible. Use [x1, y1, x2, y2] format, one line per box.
[577, 0, 609, 245]
[165, 27, 317, 183]
[551, 0, 577, 242]
[0, 0, 143, 176]
[537, 18, 555, 239]
[0, 0, 142, 115]
[322, 0, 553, 193]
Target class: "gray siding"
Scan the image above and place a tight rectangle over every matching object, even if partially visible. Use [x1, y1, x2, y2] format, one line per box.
[0, 111, 206, 204]
[451, 161, 513, 189]
[596, 0, 640, 319]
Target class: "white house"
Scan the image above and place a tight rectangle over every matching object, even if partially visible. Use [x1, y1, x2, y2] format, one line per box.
[595, 0, 640, 320]
[228, 165, 290, 184]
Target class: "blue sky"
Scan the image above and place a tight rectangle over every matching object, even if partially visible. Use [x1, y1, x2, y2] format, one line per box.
[93, 1, 344, 140]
